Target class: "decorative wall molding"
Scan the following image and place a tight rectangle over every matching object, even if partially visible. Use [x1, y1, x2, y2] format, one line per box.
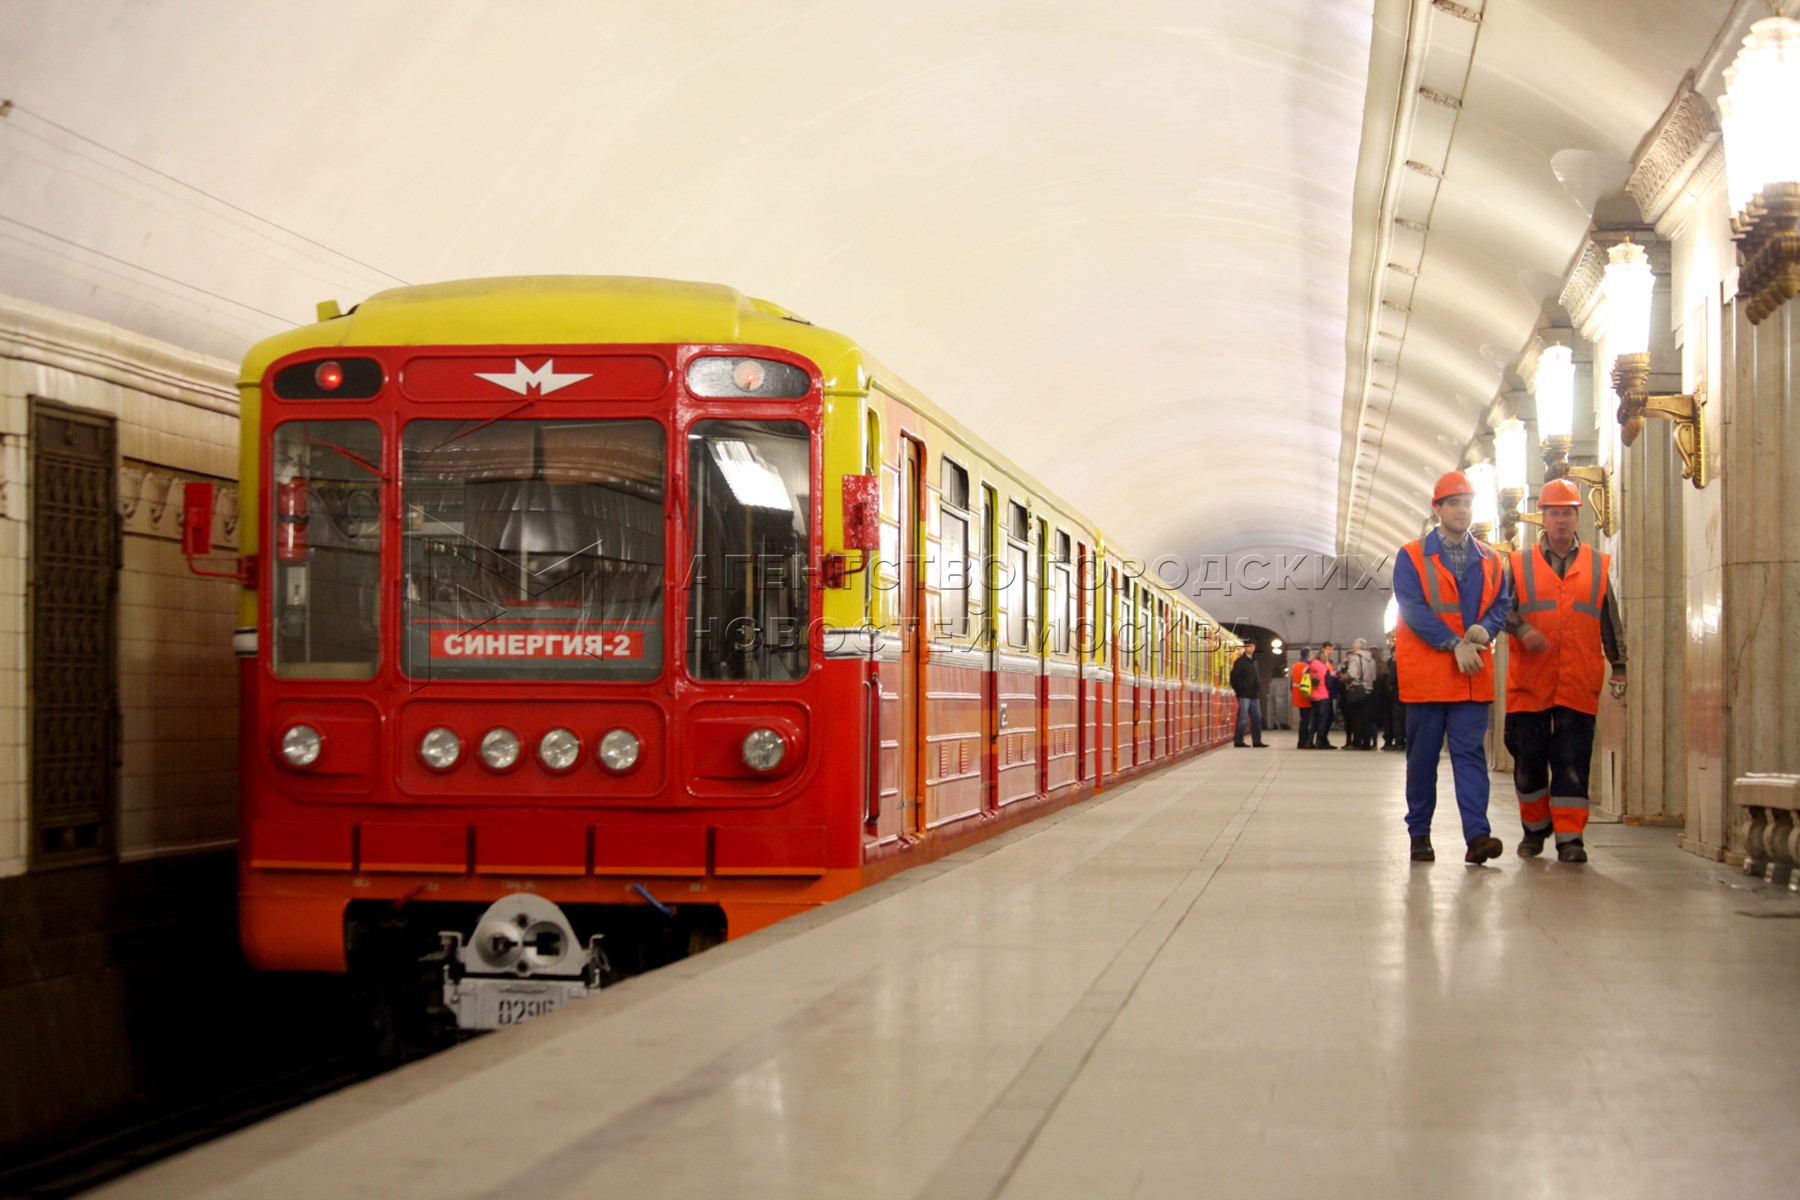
[1517, 333, 1546, 391]
[1626, 77, 1723, 229]
[0, 295, 236, 417]
[1561, 242, 1609, 335]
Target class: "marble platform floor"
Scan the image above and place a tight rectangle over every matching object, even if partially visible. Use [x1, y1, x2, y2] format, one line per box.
[96, 742, 1800, 1200]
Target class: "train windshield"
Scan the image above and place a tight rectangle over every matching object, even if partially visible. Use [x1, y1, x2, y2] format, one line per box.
[270, 420, 383, 679]
[686, 419, 812, 681]
[401, 419, 665, 681]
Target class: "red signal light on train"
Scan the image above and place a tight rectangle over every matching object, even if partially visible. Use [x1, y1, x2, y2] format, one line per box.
[732, 359, 766, 392]
[314, 361, 345, 391]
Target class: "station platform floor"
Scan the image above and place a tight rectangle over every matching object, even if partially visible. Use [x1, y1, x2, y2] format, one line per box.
[95, 741, 1800, 1200]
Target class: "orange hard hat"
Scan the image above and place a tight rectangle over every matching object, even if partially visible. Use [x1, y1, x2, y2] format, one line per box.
[1432, 470, 1475, 504]
[1538, 478, 1582, 507]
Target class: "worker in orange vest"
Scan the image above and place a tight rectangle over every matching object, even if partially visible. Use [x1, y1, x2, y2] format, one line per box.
[1392, 471, 1512, 864]
[1501, 477, 1628, 863]
[1289, 650, 1315, 749]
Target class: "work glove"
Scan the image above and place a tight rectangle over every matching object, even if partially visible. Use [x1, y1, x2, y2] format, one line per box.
[1452, 641, 1484, 674]
[1463, 625, 1491, 646]
[1608, 671, 1627, 701]
[1515, 624, 1549, 653]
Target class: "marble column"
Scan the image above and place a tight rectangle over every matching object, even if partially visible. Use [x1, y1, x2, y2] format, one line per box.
[1615, 242, 1688, 825]
[1722, 293, 1800, 859]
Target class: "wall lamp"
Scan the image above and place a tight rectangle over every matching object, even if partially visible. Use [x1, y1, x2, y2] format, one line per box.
[1529, 344, 1617, 536]
[1722, 10, 1800, 324]
[1602, 239, 1709, 488]
[1493, 418, 1529, 547]
[1466, 460, 1498, 545]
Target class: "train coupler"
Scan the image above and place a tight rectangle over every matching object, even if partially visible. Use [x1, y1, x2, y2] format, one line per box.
[431, 894, 609, 1031]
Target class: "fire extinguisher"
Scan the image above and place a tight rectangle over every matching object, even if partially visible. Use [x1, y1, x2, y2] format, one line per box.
[275, 474, 310, 563]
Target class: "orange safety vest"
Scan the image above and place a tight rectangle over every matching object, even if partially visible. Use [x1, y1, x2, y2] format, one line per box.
[1394, 537, 1504, 704]
[1289, 660, 1312, 708]
[1505, 542, 1610, 715]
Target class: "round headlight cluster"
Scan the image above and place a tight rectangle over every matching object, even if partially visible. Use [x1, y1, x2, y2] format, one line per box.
[597, 728, 641, 773]
[538, 728, 581, 773]
[741, 727, 787, 773]
[418, 726, 462, 771]
[479, 727, 522, 771]
[280, 724, 323, 768]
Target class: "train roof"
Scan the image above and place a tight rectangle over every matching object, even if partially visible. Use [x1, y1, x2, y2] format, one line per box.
[238, 275, 865, 387]
[238, 275, 1234, 635]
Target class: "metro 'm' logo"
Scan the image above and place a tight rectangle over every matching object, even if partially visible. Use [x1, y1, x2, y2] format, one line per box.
[473, 358, 594, 396]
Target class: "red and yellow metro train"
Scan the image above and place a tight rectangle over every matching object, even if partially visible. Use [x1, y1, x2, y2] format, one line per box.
[204, 276, 1238, 1030]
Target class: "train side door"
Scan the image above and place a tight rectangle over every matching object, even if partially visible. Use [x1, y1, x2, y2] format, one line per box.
[981, 483, 999, 811]
[900, 437, 925, 835]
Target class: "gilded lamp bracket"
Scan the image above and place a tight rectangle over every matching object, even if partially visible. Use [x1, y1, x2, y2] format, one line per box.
[1550, 463, 1617, 538]
[1611, 351, 1709, 489]
[1733, 180, 1800, 326]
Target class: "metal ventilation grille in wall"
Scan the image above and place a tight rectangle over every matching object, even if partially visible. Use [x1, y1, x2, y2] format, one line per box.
[30, 399, 119, 869]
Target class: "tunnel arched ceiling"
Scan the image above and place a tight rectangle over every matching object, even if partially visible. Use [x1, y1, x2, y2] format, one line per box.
[0, 0, 1748, 571]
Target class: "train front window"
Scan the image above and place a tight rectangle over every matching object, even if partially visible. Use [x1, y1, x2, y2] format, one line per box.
[686, 420, 812, 681]
[401, 419, 665, 682]
[270, 420, 383, 679]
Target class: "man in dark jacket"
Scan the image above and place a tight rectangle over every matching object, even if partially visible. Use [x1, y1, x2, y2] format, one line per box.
[1230, 641, 1267, 747]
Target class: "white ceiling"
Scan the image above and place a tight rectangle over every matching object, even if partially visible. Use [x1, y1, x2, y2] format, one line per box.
[0, 0, 1750, 566]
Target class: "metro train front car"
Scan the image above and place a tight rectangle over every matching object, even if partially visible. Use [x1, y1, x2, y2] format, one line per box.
[226, 277, 871, 1034]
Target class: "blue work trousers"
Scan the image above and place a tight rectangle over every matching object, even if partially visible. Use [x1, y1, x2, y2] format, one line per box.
[1311, 697, 1334, 745]
[1403, 701, 1492, 841]
[1234, 697, 1262, 744]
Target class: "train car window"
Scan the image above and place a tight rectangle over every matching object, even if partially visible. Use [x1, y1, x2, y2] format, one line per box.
[1118, 578, 1133, 673]
[686, 419, 813, 681]
[1052, 560, 1071, 656]
[399, 419, 665, 681]
[270, 420, 383, 679]
[1005, 535, 1029, 649]
[941, 458, 969, 510]
[938, 458, 971, 638]
[940, 508, 970, 637]
[981, 484, 998, 652]
[1003, 503, 1029, 651]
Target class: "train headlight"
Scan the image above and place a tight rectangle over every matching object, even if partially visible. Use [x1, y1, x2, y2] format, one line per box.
[597, 728, 641, 773]
[538, 728, 581, 773]
[280, 724, 323, 768]
[479, 727, 522, 772]
[418, 726, 462, 771]
[741, 727, 787, 773]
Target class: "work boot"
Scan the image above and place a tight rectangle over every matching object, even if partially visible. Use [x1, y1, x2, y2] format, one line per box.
[1517, 832, 1546, 858]
[1233, 741, 1246, 748]
[1410, 836, 1435, 862]
[1464, 835, 1503, 864]
[1557, 841, 1588, 864]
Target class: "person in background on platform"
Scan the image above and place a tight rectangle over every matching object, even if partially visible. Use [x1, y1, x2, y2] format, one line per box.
[1341, 637, 1377, 749]
[1370, 651, 1393, 749]
[1308, 643, 1337, 748]
[1393, 470, 1512, 864]
[1290, 649, 1315, 749]
[1383, 642, 1406, 750]
[1500, 477, 1628, 864]
[1231, 641, 1268, 748]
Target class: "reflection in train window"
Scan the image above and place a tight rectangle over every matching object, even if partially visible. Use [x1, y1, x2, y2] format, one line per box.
[270, 420, 383, 679]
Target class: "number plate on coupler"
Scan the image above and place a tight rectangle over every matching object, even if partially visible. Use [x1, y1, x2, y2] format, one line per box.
[435, 894, 608, 1031]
